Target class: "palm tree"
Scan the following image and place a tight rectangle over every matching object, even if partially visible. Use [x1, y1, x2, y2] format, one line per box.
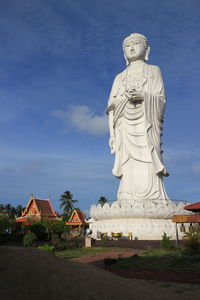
[98, 196, 108, 207]
[59, 191, 78, 215]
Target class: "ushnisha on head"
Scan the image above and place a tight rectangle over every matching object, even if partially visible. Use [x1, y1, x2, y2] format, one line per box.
[123, 33, 150, 65]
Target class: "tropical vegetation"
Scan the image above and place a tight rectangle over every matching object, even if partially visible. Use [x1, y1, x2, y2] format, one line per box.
[0, 203, 24, 218]
[59, 191, 78, 216]
[98, 196, 108, 207]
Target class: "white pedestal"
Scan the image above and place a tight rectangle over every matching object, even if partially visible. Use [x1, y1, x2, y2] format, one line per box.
[90, 218, 184, 240]
[85, 237, 92, 247]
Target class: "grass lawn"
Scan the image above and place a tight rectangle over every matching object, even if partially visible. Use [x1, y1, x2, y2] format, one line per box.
[55, 247, 124, 259]
[55, 245, 200, 273]
[111, 248, 200, 272]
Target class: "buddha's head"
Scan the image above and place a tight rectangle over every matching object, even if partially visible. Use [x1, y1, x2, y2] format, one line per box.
[123, 33, 150, 65]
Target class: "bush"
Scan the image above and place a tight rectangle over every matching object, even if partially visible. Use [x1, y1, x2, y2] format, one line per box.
[170, 247, 189, 264]
[50, 233, 68, 250]
[23, 231, 37, 247]
[38, 244, 55, 254]
[161, 232, 173, 250]
[100, 236, 108, 246]
[61, 232, 71, 240]
[24, 221, 47, 241]
[48, 221, 69, 236]
[184, 225, 200, 254]
[104, 257, 117, 265]
[131, 253, 139, 259]
[0, 215, 14, 234]
[55, 241, 68, 250]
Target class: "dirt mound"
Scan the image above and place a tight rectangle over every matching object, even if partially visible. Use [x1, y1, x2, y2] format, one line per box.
[0, 246, 199, 300]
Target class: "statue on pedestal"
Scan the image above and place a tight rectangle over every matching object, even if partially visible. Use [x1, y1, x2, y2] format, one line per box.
[107, 33, 169, 205]
[90, 33, 190, 239]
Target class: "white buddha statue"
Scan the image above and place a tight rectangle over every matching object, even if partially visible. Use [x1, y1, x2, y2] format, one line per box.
[107, 33, 169, 205]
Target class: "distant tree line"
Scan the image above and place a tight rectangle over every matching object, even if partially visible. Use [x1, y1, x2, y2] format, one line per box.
[0, 203, 24, 218]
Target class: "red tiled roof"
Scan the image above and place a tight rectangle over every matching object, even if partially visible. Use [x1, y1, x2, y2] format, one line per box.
[184, 202, 200, 212]
[19, 196, 59, 220]
[76, 210, 86, 222]
[34, 199, 57, 217]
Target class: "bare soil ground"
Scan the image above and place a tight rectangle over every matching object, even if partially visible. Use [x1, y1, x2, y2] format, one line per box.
[72, 249, 142, 265]
[73, 249, 200, 284]
[0, 246, 200, 300]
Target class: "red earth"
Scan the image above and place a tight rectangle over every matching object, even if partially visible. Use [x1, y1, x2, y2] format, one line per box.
[73, 249, 200, 284]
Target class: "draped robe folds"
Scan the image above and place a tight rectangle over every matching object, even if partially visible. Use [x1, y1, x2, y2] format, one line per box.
[107, 62, 169, 204]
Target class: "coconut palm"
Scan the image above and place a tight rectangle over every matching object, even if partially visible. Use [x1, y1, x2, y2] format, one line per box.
[98, 196, 108, 207]
[59, 191, 78, 215]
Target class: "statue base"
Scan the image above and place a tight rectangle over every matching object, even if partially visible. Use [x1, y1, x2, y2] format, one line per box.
[90, 218, 182, 240]
[90, 199, 190, 240]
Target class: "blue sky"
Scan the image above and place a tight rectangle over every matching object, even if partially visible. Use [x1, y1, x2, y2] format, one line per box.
[0, 0, 200, 214]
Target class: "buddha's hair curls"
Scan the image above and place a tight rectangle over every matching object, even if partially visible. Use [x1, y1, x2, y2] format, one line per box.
[122, 33, 148, 50]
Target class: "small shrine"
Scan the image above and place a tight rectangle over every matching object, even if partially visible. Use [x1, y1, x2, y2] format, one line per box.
[16, 195, 60, 224]
[66, 209, 88, 235]
[172, 201, 200, 242]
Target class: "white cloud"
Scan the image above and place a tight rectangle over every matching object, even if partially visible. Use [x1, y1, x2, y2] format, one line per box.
[53, 105, 108, 136]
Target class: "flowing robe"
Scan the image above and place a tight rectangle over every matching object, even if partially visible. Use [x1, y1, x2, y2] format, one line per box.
[107, 62, 169, 204]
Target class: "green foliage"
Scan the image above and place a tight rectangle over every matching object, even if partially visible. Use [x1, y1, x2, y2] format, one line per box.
[61, 214, 70, 222]
[100, 236, 108, 246]
[0, 203, 25, 218]
[102, 247, 200, 272]
[50, 221, 69, 235]
[104, 257, 117, 265]
[161, 232, 173, 250]
[184, 225, 200, 254]
[56, 247, 122, 259]
[23, 231, 37, 247]
[27, 221, 47, 241]
[38, 244, 55, 254]
[15, 205, 24, 217]
[0, 215, 12, 233]
[169, 247, 189, 264]
[51, 233, 82, 250]
[50, 233, 66, 250]
[59, 190, 78, 215]
[43, 220, 69, 240]
[0, 215, 15, 235]
[98, 196, 108, 207]
[131, 253, 139, 259]
[61, 232, 71, 240]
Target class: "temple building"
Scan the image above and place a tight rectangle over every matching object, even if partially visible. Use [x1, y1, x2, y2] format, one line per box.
[66, 209, 88, 235]
[172, 201, 200, 242]
[16, 195, 60, 224]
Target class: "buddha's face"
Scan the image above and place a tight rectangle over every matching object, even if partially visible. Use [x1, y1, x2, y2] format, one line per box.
[124, 38, 146, 62]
